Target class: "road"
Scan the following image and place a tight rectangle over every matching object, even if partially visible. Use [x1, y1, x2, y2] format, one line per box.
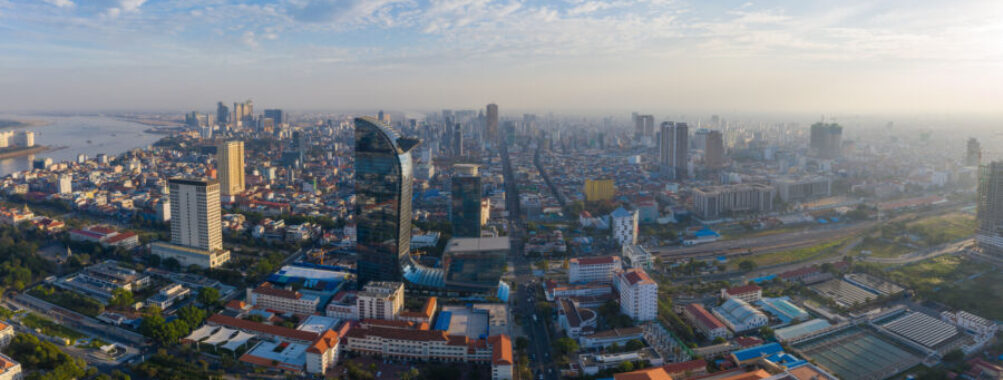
[501, 140, 558, 380]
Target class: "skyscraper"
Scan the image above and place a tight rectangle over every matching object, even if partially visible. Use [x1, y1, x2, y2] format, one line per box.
[451, 164, 482, 238]
[659, 122, 689, 179]
[217, 102, 229, 125]
[635, 115, 654, 139]
[218, 140, 245, 196]
[977, 161, 1003, 256]
[355, 117, 420, 286]
[809, 122, 842, 159]
[452, 124, 463, 157]
[705, 130, 725, 169]
[966, 137, 981, 166]
[485, 103, 499, 143]
[152, 178, 230, 268]
[168, 178, 223, 252]
[264, 109, 285, 125]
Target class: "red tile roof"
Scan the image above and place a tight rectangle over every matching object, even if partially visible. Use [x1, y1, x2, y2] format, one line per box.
[346, 325, 450, 343]
[661, 359, 707, 376]
[622, 268, 655, 286]
[725, 284, 761, 296]
[571, 256, 618, 266]
[685, 304, 726, 331]
[253, 282, 302, 300]
[207, 314, 318, 342]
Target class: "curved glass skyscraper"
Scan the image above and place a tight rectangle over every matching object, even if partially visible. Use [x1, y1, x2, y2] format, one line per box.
[354, 117, 419, 286]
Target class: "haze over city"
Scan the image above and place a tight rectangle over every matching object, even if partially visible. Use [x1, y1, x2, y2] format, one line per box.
[2, 0, 1003, 117]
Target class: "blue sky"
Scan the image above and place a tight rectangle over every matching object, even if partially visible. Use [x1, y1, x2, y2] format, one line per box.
[1, 0, 1002, 115]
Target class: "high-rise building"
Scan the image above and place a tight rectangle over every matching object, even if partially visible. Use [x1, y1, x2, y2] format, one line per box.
[451, 164, 482, 238]
[356, 281, 404, 321]
[977, 161, 1003, 256]
[264, 109, 285, 125]
[809, 122, 842, 159]
[485, 103, 499, 143]
[152, 178, 230, 268]
[617, 268, 657, 321]
[583, 178, 615, 202]
[966, 138, 981, 166]
[217, 102, 229, 125]
[611, 206, 638, 246]
[217, 140, 245, 197]
[635, 115, 654, 138]
[354, 117, 420, 286]
[659, 122, 689, 179]
[705, 130, 725, 169]
[692, 184, 775, 220]
[169, 178, 222, 251]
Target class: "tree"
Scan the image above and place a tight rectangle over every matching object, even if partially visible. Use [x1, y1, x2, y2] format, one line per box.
[738, 260, 757, 272]
[552, 337, 579, 355]
[625, 339, 644, 351]
[713, 336, 727, 344]
[400, 368, 420, 380]
[197, 287, 220, 306]
[618, 361, 635, 372]
[515, 337, 530, 351]
[109, 288, 134, 309]
[759, 326, 775, 340]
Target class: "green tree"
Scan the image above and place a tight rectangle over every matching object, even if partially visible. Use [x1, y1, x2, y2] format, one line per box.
[738, 260, 757, 272]
[109, 288, 134, 309]
[197, 287, 220, 307]
[552, 337, 579, 355]
[625, 339, 644, 351]
[515, 337, 530, 351]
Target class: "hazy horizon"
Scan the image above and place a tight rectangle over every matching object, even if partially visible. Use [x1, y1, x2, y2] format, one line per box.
[2, 0, 1002, 117]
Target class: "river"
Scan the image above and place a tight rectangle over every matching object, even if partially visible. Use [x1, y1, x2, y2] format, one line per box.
[0, 115, 165, 177]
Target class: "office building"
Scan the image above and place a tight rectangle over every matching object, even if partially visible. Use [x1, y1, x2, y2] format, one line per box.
[485, 103, 499, 143]
[659, 122, 688, 179]
[634, 114, 654, 138]
[773, 176, 831, 203]
[151, 178, 230, 268]
[692, 183, 774, 220]
[684, 304, 732, 340]
[721, 284, 763, 303]
[357, 281, 405, 321]
[451, 164, 483, 238]
[442, 237, 509, 292]
[451, 124, 463, 157]
[616, 268, 657, 321]
[355, 117, 419, 286]
[568, 256, 621, 284]
[57, 174, 72, 194]
[216, 102, 229, 125]
[705, 130, 725, 169]
[218, 140, 245, 197]
[264, 109, 285, 125]
[809, 122, 842, 159]
[584, 178, 615, 202]
[966, 137, 981, 166]
[610, 207, 638, 246]
[977, 161, 1003, 256]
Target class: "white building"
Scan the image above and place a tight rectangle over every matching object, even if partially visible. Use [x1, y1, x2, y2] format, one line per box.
[616, 268, 657, 321]
[146, 283, 191, 309]
[568, 256, 622, 284]
[610, 207, 638, 246]
[57, 174, 72, 194]
[247, 283, 320, 315]
[621, 245, 653, 269]
[305, 330, 340, 375]
[0, 322, 13, 348]
[357, 281, 404, 321]
[152, 178, 230, 268]
[721, 284, 763, 303]
[712, 298, 768, 333]
[942, 310, 998, 338]
[0, 352, 21, 380]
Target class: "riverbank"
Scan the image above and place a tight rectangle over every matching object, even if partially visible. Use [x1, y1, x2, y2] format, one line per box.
[0, 145, 55, 160]
[0, 119, 48, 129]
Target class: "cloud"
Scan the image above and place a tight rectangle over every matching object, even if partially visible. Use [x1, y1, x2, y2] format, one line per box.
[285, 0, 411, 25]
[241, 30, 258, 48]
[42, 0, 74, 8]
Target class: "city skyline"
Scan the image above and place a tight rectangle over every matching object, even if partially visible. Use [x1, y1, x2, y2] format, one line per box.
[1, 0, 1002, 117]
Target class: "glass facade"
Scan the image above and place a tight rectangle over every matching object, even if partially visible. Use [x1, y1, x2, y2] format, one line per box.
[354, 117, 416, 286]
[450, 175, 482, 237]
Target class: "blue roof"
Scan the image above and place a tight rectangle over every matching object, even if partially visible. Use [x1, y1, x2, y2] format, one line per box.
[751, 274, 777, 284]
[496, 281, 510, 302]
[610, 207, 632, 218]
[695, 228, 720, 237]
[817, 218, 828, 224]
[433, 311, 452, 331]
[733, 343, 784, 362]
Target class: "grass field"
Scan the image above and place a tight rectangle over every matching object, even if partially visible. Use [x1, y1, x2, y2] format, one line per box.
[744, 238, 850, 267]
[856, 238, 911, 258]
[905, 213, 975, 246]
[882, 255, 1003, 320]
[22, 313, 85, 341]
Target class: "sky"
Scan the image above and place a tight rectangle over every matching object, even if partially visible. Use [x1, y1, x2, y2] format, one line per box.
[1, 0, 1002, 117]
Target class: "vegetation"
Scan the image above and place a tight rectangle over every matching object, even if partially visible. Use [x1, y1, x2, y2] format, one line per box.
[598, 300, 634, 329]
[196, 287, 220, 307]
[139, 305, 207, 346]
[108, 288, 135, 309]
[28, 286, 104, 317]
[132, 351, 223, 380]
[745, 238, 849, 267]
[21, 313, 85, 341]
[859, 255, 1003, 319]
[6, 334, 89, 380]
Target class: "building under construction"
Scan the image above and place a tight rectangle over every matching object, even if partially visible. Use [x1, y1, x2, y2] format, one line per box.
[976, 161, 1003, 256]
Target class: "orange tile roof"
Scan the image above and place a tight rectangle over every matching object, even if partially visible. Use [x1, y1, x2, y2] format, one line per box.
[207, 314, 318, 342]
[614, 367, 673, 380]
[307, 329, 340, 354]
[488, 335, 513, 365]
[622, 268, 655, 286]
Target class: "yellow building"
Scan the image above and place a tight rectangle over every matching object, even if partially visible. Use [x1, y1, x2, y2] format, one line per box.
[584, 179, 616, 202]
[218, 140, 245, 196]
